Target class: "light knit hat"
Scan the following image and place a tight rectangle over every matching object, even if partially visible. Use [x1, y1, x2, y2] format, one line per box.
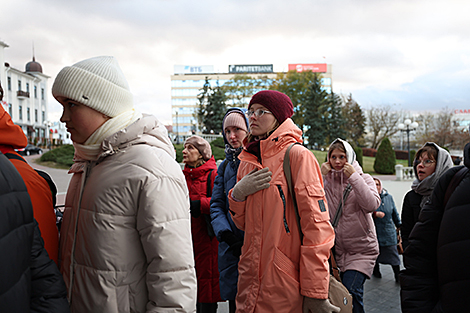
[52, 56, 133, 117]
[223, 111, 248, 133]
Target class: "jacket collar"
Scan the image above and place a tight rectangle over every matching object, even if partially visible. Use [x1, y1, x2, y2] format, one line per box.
[240, 118, 302, 164]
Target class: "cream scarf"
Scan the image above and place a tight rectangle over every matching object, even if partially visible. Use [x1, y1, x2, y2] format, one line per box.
[73, 108, 142, 161]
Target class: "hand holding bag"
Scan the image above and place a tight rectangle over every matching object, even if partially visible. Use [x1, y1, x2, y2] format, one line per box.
[284, 143, 353, 313]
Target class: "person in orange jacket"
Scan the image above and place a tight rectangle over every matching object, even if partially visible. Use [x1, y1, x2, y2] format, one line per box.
[228, 90, 338, 313]
[0, 81, 59, 264]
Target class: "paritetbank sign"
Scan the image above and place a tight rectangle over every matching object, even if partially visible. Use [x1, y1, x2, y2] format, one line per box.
[228, 64, 273, 73]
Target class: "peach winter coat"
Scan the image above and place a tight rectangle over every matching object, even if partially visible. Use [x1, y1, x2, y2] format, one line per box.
[228, 119, 335, 313]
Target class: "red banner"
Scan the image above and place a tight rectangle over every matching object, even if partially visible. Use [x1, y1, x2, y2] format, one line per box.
[288, 63, 327, 73]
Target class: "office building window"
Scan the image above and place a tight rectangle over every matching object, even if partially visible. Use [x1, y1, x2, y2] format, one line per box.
[27, 108, 30, 121]
[7, 77, 11, 90]
[18, 80, 22, 91]
[35, 109, 38, 122]
[19, 106, 23, 120]
[26, 83, 30, 93]
[42, 111, 45, 122]
[41, 88, 45, 100]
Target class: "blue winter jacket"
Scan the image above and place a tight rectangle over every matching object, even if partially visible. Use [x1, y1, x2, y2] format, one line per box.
[210, 108, 247, 301]
[373, 189, 402, 247]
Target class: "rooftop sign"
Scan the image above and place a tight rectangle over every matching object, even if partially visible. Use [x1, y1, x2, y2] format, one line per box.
[228, 64, 273, 73]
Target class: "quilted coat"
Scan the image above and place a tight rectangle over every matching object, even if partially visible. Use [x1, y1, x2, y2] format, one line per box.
[228, 119, 335, 313]
[0, 152, 69, 312]
[401, 142, 470, 312]
[323, 138, 380, 278]
[210, 108, 247, 301]
[0, 106, 59, 264]
[59, 115, 197, 313]
[183, 156, 221, 303]
[374, 187, 401, 247]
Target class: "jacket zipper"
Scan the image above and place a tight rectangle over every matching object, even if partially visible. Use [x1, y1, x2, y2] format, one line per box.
[277, 185, 290, 234]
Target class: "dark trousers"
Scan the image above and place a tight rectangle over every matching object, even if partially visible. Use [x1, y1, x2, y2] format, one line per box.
[196, 302, 218, 313]
[229, 300, 236, 313]
[341, 270, 367, 313]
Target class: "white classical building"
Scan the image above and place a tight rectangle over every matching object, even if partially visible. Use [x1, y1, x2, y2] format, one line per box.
[0, 40, 53, 145]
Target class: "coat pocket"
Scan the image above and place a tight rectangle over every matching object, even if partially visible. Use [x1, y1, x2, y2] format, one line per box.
[305, 184, 330, 222]
[273, 246, 299, 283]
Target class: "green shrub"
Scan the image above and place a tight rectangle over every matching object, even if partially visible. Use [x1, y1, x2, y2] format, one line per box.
[211, 137, 225, 149]
[354, 146, 363, 168]
[174, 140, 225, 164]
[40, 145, 75, 163]
[373, 137, 396, 174]
[56, 155, 75, 167]
[409, 149, 416, 165]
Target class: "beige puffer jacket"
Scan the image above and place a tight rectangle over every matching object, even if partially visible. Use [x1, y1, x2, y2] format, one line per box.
[59, 114, 196, 313]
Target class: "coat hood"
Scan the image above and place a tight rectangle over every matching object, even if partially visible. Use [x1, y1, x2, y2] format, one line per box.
[100, 114, 176, 160]
[327, 138, 356, 164]
[0, 106, 28, 150]
[374, 177, 383, 194]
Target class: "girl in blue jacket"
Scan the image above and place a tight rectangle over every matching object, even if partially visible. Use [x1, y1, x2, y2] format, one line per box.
[210, 108, 249, 313]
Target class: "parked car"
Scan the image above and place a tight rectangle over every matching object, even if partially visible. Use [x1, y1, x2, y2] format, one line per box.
[16, 144, 43, 156]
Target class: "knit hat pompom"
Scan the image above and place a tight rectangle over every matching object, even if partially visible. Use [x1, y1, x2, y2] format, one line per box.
[223, 111, 248, 133]
[184, 135, 212, 161]
[52, 56, 133, 118]
[248, 90, 294, 124]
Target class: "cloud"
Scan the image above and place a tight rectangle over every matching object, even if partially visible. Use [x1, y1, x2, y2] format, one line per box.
[1, 0, 470, 124]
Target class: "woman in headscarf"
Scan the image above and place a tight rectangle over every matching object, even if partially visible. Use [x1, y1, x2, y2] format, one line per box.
[400, 142, 453, 250]
[321, 138, 380, 313]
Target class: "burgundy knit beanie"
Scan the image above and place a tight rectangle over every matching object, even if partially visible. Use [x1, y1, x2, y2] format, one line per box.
[248, 90, 294, 124]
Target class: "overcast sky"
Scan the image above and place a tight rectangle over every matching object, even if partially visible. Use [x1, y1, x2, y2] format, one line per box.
[2, 0, 470, 124]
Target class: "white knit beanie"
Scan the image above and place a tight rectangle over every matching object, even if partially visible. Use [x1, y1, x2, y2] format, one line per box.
[52, 56, 133, 117]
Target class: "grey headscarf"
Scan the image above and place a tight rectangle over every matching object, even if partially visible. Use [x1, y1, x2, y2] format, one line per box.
[411, 142, 453, 207]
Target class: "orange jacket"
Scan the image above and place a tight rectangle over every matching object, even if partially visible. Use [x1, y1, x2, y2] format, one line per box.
[228, 119, 335, 313]
[0, 106, 59, 264]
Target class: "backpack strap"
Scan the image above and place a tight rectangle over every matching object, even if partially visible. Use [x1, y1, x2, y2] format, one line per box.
[5, 152, 57, 208]
[206, 169, 215, 197]
[331, 183, 352, 228]
[283, 143, 341, 279]
[444, 166, 469, 208]
[4, 152, 26, 162]
[283, 143, 303, 243]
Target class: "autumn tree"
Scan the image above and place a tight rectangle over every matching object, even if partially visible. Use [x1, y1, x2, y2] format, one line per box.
[222, 74, 270, 107]
[342, 94, 366, 147]
[415, 108, 468, 150]
[197, 78, 227, 134]
[196, 77, 211, 131]
[367, 105, 402, 149]
[325, 92, 347, 144]
[303, 77, 330, 147]
[270, 71, 321, 128]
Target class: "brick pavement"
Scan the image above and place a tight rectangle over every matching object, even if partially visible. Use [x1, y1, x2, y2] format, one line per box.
[364, 255, 403, 313]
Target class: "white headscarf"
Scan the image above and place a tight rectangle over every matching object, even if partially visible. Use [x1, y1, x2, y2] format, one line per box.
[411, 142, 453, 207]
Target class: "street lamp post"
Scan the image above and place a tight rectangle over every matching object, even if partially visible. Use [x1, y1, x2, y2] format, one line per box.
[175, 111, 179, 145]
[398, 119, 419, 166]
